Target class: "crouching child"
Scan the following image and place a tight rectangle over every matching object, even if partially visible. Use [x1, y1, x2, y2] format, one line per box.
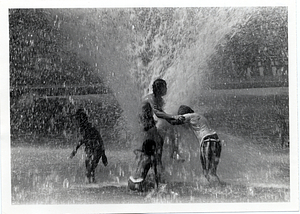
[128, 139, 159, 192]
[69, 109, 108, 183]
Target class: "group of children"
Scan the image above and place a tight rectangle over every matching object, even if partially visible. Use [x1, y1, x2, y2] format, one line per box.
[70, 78, 222, 191]
[129, 79, 222, 190]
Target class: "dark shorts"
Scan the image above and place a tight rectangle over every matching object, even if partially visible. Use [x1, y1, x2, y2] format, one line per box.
[142, 126, 163, 152]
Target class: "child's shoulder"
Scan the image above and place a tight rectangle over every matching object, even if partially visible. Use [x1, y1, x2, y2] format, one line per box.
[142, 94, 155, 104]
[143, 93, 154, 100]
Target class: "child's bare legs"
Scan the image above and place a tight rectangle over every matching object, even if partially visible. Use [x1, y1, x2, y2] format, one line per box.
[154, 133, 164, 183]
[141, 127, 164, 183]
[101, 150, 108, 166]
[200, 134, 222, 183]
[134, 152, 152, 181]
[200, 140, 210, 180]
[85, 152, 93, 183]
[85, 149, 105, 183]
[209, 140, 221, 182]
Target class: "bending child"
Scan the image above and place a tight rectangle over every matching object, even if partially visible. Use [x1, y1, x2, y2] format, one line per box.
[175, 105, 222, 183]
[128, 139, 158, 192]
[69, 109, 108, 183]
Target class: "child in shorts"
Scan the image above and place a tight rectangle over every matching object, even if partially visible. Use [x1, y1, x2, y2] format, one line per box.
[176, 105, 222, 182]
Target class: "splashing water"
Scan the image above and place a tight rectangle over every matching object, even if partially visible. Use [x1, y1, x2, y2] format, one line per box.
[53, 8, 251, 127]
[47, 8, 288, 186]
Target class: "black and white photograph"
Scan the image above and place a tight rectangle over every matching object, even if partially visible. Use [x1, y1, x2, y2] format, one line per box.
[1, 0, 299, 213]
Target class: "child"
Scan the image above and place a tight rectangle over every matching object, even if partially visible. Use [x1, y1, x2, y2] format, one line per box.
[128, 139, 158, 192]
[133, 79, 185, 185]
[140, 79, 185, 170]
[69, 109, 108, 183]
[176, 105, 222, 183]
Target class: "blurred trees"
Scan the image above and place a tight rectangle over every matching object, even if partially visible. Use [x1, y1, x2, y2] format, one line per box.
[9, 9, 103, 89]
[10, 94, 126, 146]
[9, 9, 121, 142]
[207, 7, 288, 84]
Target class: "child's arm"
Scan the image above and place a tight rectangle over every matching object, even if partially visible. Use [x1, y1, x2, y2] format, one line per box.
[143, 96, 184, 123]
[69, 140, 84, 159]
[166, 117, 185, 125]
[152, 104, 184, 123]
[168, 113, 194, 125]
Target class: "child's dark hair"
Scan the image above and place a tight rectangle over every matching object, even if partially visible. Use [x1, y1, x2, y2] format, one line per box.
[178, 105, 194, 115]
[75, 108, 88, 126]
[152, 78, 166, 96]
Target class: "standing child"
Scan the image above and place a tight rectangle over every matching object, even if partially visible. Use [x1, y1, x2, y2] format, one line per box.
[69, 109, 108, 183]
[176, 105, 222, 183]
[136, 79, 185, 183]
[140, 79, 185, 164]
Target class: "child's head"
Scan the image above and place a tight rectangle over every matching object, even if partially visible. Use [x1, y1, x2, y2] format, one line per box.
[178, 105, 194, 115]
[75, 108, 88, 127]
[152, 78, 167, 96]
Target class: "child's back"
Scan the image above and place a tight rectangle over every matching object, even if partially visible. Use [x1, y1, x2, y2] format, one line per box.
[81, 123, 105, 150]
[181, 113, 216, 144]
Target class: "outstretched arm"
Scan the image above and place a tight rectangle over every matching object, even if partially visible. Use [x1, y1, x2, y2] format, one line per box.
[165, 117, 185, 125]
[155, 105, 186, 125]
[151, 101, 177, 121]
[69, 140, 84, 158]
[153, 107, 185, 125]
[167, 113, 197, 125]
[142, 97, 185, 125]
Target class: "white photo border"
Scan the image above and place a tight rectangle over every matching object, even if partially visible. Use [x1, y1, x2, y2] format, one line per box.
[1, 0, 298, 213]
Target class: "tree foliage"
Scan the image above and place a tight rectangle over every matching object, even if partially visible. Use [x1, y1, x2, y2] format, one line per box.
[9, 9, 103, 88]
[208, 7, 288, 80]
